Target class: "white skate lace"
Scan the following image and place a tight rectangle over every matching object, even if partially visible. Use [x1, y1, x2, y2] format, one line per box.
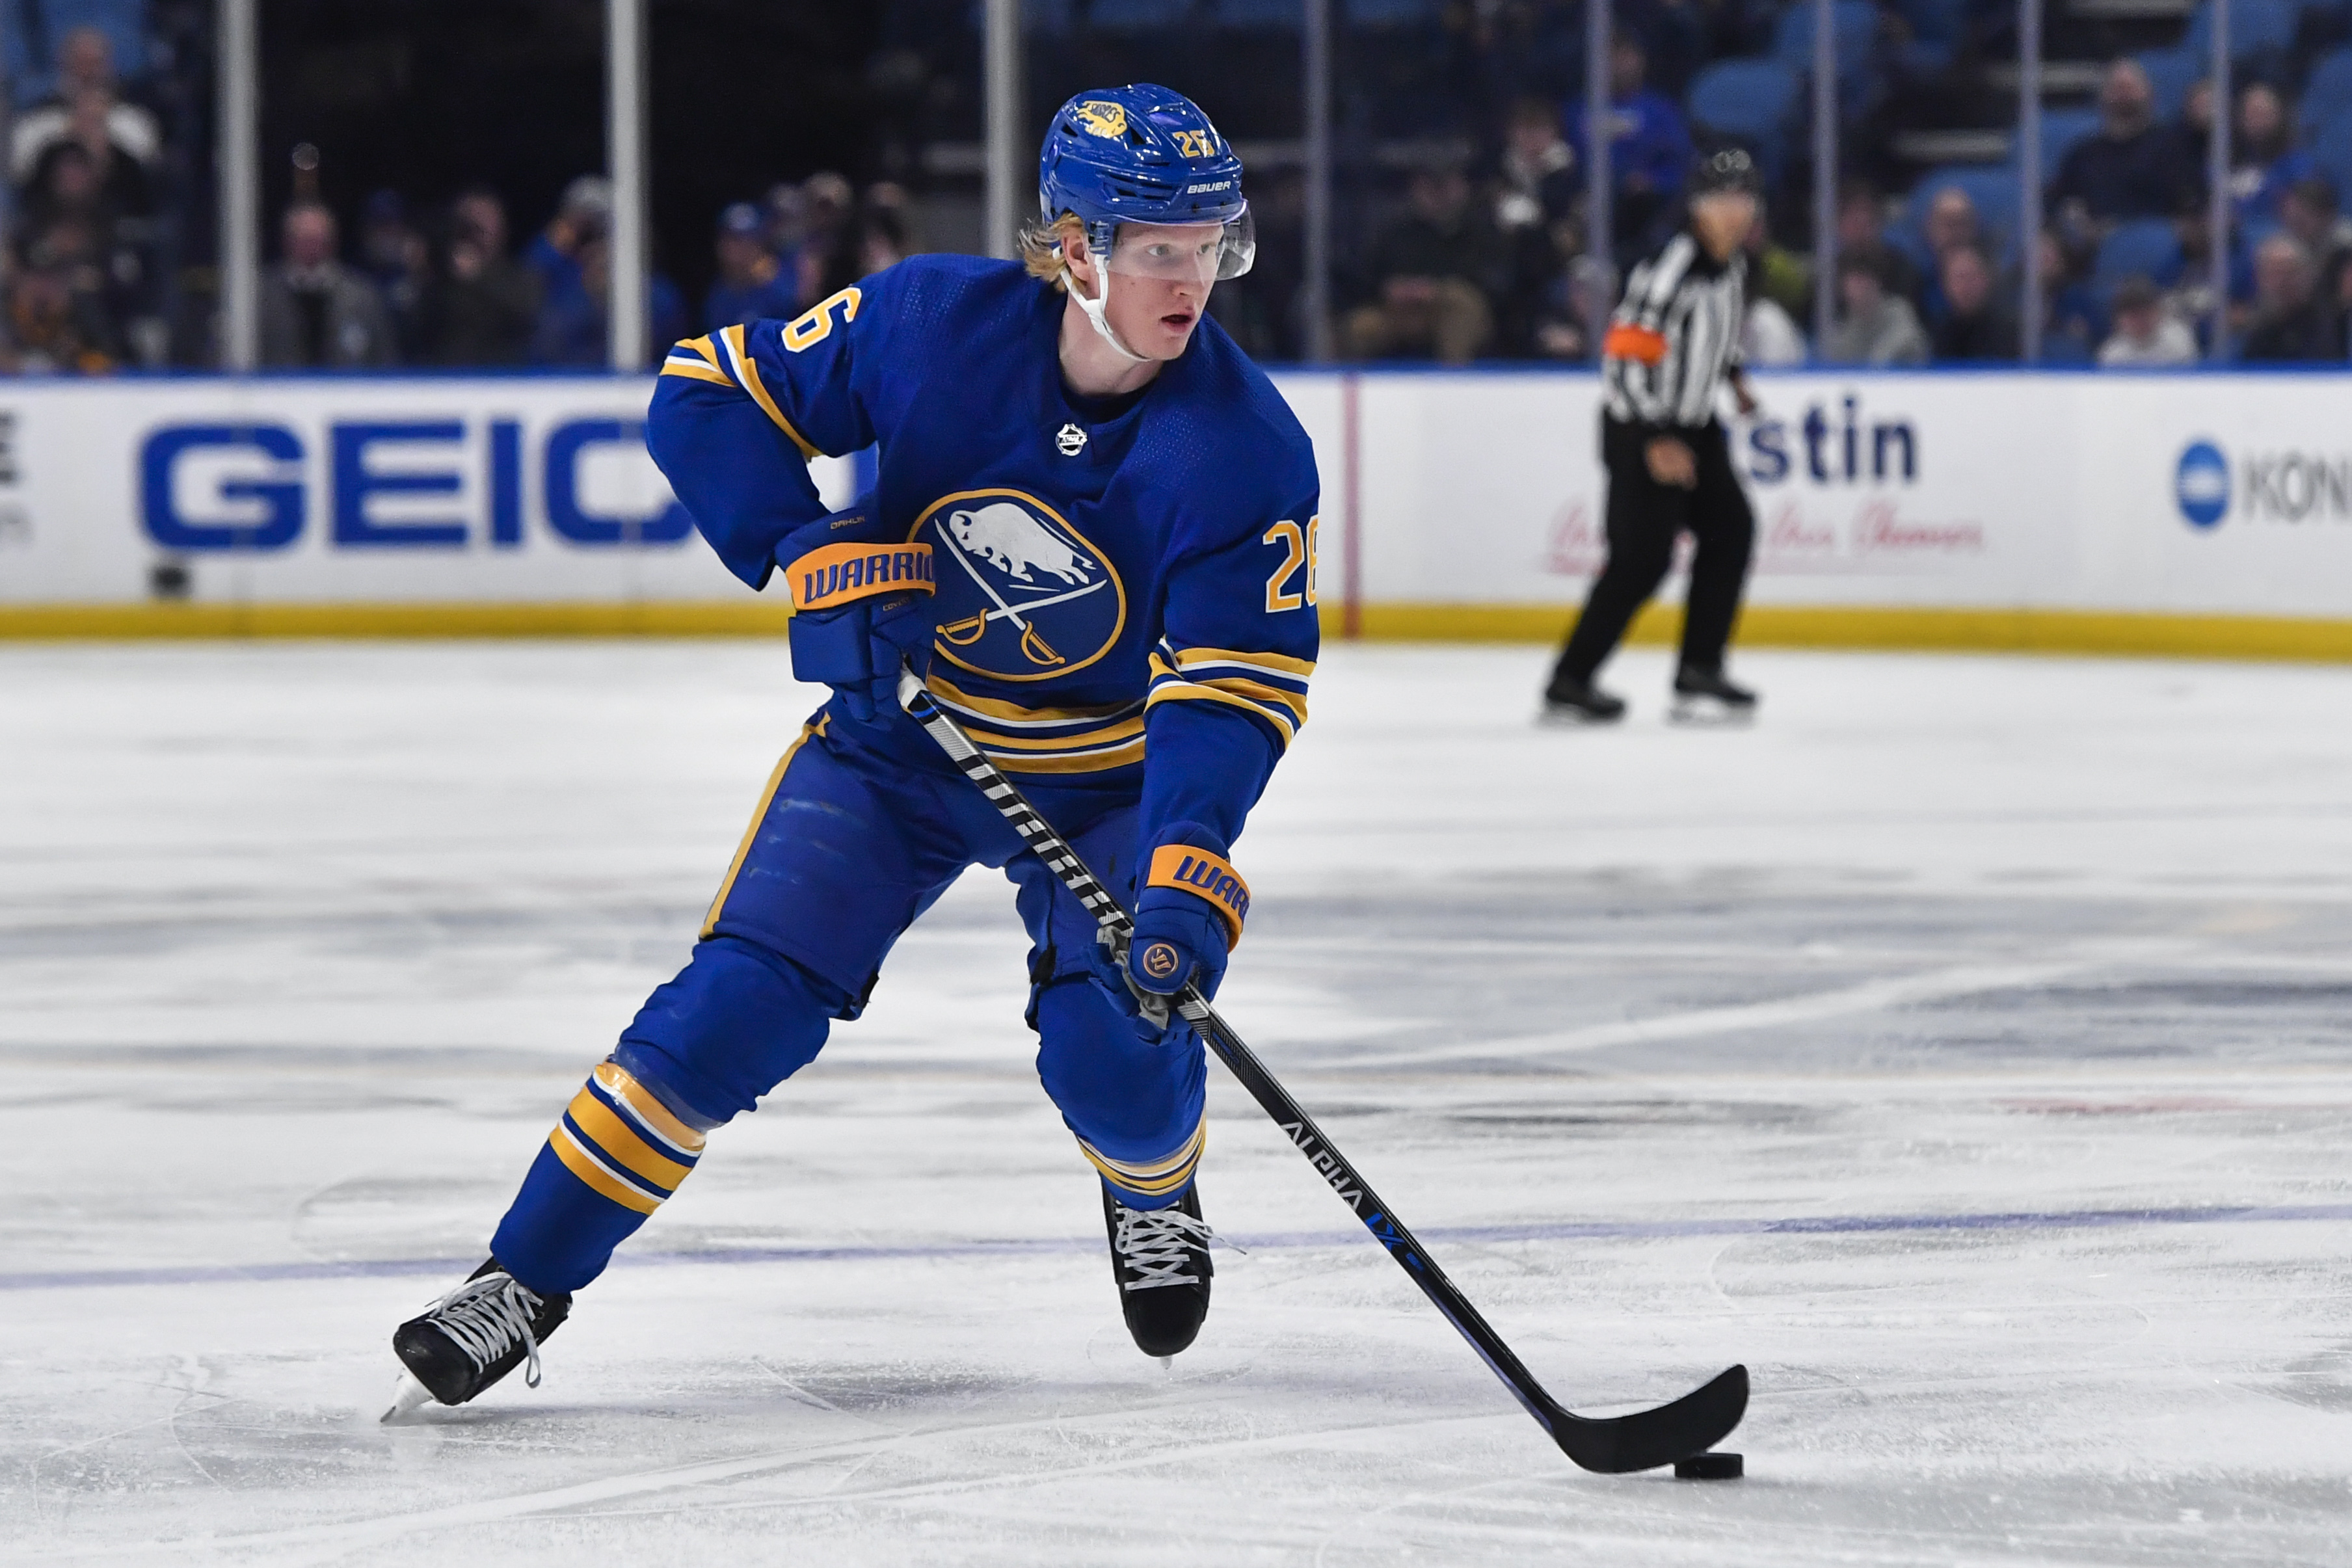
[420, 1273, 549, 1388]
[1112, 1203, 1217, 1292]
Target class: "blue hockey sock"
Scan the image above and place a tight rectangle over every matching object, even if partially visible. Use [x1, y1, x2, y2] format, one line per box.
[489, 1061, 711, 1294]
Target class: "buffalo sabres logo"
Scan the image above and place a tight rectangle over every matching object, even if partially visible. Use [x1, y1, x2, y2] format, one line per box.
[913, 489, 1127, 681]
[1071, 100, 1127, 139]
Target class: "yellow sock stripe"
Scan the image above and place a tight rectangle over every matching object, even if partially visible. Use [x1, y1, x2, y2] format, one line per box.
[550, 1124, 663, 1214]
[566, 1086, 694, 1193]
[592, 1063, 708, 1155]
[1078, 1121, 1206, 1197]
[702, 721, 820, 938]
[719, 324, 820, 460]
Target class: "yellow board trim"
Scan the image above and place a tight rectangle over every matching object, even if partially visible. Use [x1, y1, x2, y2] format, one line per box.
[8, 600, 2352, 665]
[566, 1086, 695, 1193]
[720, 323, 820, 460]
[1315, 603, 2352, 663]
[702, 721, 820, 939]
[550, 1126, 663, 1214]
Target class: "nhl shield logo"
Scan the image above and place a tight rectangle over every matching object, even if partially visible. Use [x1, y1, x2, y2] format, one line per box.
[1055, 422, 1088, 457]
[913, 488, 1127, 682]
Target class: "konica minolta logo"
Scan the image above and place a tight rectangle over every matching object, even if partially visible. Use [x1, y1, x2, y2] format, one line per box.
[2178, 436, 2352, 529]
[2174, 440, 2228, 528]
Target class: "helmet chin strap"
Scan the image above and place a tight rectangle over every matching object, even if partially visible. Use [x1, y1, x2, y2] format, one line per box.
[1072, 260, 1149, 364]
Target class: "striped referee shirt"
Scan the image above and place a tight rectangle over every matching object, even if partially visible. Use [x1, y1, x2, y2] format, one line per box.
[1601, 230, 1746, 433]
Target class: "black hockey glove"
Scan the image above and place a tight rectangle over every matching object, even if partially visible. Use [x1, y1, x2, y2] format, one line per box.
[779, 500, 937, 723]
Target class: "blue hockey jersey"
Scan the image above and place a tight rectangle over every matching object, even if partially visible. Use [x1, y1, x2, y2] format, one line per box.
[646, 254, 1322, 853]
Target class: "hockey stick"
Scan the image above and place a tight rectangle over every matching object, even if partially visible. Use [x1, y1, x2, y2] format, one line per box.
[896, 669, 1747, 1474]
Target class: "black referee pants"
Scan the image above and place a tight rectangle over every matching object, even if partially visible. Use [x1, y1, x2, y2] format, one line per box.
[1550, 418, 1755, 689]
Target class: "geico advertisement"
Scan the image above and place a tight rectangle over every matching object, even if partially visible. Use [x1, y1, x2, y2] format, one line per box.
[1311, 370, 2352, 617]
[0, 379, 822, 604]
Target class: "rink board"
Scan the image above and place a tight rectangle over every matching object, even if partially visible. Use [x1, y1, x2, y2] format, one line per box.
[2, 368, 2350, 656]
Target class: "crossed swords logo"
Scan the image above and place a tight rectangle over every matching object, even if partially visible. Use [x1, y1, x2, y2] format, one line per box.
[935, 523, 1109, 667]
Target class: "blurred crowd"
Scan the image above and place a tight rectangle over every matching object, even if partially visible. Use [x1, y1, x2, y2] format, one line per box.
[5, 25, 167, 373]
[250, 170, 913, 371]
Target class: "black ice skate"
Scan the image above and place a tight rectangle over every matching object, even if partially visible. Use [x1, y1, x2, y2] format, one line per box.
[1540, 676, 1627, 725]
[1102, 1184, 1215, 1362]
[383, 1258, 571, 1420]
[1670, 665, 1758, 725]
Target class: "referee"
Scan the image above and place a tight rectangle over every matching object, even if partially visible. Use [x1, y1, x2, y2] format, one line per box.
[1544, 148, 1763, 724]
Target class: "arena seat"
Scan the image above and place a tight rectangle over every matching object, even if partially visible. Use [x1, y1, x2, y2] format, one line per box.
[1687, 57, 1801, 171]
[2297, 49, 2352, 138]
[2182, 0, 2299, 63]
[2092, 218, 2186, 299]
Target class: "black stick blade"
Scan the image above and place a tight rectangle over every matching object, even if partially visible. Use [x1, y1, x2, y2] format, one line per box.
[1552, 1363, 1749, 1474]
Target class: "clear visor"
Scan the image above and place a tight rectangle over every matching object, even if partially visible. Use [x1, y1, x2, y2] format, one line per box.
[1104, 209, 1255, 285]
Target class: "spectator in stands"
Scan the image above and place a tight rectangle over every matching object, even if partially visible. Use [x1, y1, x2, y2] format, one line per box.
[1745, 198, 1813, 323]
[527, 176, 614, 321]
[1343, 157, 1501, 364]
[704, 202, 801, 329]
[531, 232, 688, 368]
[1532, 255, 1609, 360]
[2239, 232, 2342, 360]
[1492, 98, 1581, 356]
[1566, 31, 1694, 265]
[8, 26, 159, 186]
[2228, 83, 2317, 226]
[857, 182, 913, 276]
[1929, 245, 2018, 360]
[2025, 231, 2106, 357]
[13, 137, 149, 365]
[7, 264, 118, 374]
[259, 203, 395, 368]
[1210, 170, 1305, 359]
[1836, 183, 1919, 312]
[2282, 176, 2352, 301]
[358, 191, 430, 358]
[421, 189, 540, 365]
[762, 181, 810, 305]
[1915, 185, 1982, 323]
[2096, 274, 2199, 365]
[1823, 252, 1930, 365]
[1741, 292, 1808, 365]
[795, 171, 859, 304]
[2049, 59, 2203, 225]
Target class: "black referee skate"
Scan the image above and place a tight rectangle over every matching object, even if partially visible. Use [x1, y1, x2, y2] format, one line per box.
[382, 1257, 571, 1420]
[1102, 1184, 1215, 1361]
[1670, 665, 1758, 725]
[1540, 676, 1627, 725]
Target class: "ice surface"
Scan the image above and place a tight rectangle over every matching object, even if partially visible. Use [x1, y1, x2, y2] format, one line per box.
[3, 641, 2351, 1565]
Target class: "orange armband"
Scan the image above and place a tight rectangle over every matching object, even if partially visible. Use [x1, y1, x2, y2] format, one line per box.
[788, 541, 936, 611]
[1147, 844, 1250, 950]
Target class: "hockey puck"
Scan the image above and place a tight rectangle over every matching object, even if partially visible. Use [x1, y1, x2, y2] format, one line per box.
[1672, 1451, 1743, 1480]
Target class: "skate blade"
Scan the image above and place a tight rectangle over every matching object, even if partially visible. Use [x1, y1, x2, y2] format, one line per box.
[1668, 697, 1756, 728]
[381, 1370, 435, 1424]
[1537, 705, 1624, 728]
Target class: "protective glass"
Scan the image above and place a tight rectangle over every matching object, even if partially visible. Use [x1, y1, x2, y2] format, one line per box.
[1106, 208, 1255, 284]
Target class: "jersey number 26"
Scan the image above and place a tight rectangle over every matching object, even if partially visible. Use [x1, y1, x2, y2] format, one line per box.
[1263, 516, 1319, 613]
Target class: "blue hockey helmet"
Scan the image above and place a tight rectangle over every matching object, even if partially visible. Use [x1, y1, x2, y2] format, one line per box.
[1037, 84, 1254, 282]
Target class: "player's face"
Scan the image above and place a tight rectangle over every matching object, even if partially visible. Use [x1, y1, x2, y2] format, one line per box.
[1084, 222, 1223, 359]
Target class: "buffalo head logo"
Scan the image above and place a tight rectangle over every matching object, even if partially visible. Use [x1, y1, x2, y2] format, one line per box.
[945, 501, 1095, 586]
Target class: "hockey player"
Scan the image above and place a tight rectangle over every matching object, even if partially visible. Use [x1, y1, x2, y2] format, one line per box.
[1544, 148, 1763, 725]
[383, 85, 1320, 1417]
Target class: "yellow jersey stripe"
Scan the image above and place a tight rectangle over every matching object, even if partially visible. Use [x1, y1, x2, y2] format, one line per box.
[660, 357, 735, 388]
[719, 324, 819, 460]
[1173, 646, 1316, 678]
[961, 717, 1145, 752]
[924, 672, 1143, 728]
[567, 1086, 694, 1192]
[1145, 683, 1298, 745]
[1192, 674, 1308, 726]
[550, 1125, 663, 1214]
[985, 739, 1147, 774]
[703, 721, 820, 938]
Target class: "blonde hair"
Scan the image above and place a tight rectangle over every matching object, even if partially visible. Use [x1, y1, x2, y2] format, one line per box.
[1020, 213, 1088, 290]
